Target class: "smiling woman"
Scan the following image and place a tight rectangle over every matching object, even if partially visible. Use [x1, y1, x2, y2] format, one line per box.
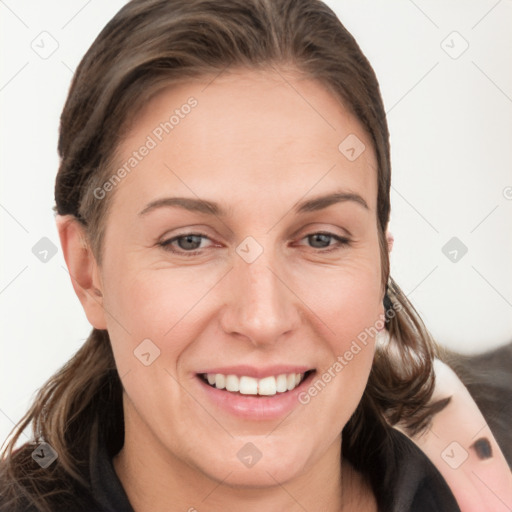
[0, 1, 471, 511]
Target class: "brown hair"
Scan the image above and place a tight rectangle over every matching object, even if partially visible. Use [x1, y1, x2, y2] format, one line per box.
[0, 1, 444, 510]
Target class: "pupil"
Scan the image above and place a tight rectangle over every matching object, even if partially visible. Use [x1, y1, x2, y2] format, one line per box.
[310, 233, 330, 248]
[179, 235, 201, 250]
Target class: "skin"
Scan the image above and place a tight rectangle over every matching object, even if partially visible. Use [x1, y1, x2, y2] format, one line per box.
[57, 68, 393, 512]
[400, 359, 512, 512]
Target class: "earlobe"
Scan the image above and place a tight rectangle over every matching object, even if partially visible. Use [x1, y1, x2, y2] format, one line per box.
[386, 230, 394, 253]
[56, 214, 107, 330]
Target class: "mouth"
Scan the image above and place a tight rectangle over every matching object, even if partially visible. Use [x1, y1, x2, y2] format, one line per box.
[194, 367, 317, 420]
[198, 370, 316, 397]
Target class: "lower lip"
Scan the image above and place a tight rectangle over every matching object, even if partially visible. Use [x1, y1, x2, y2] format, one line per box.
[196, 372, 316, 421]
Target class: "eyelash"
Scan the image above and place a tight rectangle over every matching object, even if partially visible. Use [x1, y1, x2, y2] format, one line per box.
[158, 231, 351, 256]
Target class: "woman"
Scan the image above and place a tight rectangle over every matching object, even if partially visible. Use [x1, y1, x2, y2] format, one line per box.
[0, 0, 489, 510]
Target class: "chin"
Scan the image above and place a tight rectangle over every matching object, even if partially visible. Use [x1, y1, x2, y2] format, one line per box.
[195, 443, 309, 488]
[211, 460, 305, 488]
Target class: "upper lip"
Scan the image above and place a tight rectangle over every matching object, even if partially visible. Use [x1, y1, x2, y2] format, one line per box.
[196, 365, 314, 379]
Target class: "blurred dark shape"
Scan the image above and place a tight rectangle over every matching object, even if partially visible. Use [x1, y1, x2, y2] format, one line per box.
[472, 437, 493, 460]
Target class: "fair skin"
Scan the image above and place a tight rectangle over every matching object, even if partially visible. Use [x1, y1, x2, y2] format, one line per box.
[401, 360, 512, 512]
[57, 68, 393, 512]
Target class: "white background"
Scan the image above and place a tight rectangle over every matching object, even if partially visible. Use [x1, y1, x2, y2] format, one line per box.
[1, 0, 511, 446]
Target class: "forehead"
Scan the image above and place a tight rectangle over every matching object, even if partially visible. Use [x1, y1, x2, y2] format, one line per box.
[112, 68, 378, 211]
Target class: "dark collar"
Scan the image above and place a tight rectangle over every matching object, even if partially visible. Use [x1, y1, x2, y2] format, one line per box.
[89, 428, 134, 512]
[377, 428, 461, 511]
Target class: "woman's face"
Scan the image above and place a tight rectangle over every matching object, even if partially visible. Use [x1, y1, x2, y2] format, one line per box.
[93, 69, 385, 486]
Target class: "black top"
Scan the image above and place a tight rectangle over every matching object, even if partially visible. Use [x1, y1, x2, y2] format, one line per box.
[2, 427, 461, 512]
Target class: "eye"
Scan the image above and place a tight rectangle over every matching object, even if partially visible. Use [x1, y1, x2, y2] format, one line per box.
[158, 231, 350, 257]
[300, 232, 351, 252]
[159, 233, 212, 255]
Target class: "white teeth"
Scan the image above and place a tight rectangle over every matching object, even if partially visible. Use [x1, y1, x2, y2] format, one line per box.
[225, 374, 239, 392]
[276, 374, 288, 393]
[215, 374, 225, 390]
[203, 372, 308, 395]
[239, 376, 258, 395]
[258, 376, 277, 396]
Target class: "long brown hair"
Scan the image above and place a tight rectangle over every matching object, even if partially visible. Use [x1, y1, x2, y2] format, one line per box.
[0, 1, 444, 510]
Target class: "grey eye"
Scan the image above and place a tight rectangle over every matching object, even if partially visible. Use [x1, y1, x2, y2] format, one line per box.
[160, 234, 208, 253]
[307, 233, 334, 248]
[175, 235, 203, 250]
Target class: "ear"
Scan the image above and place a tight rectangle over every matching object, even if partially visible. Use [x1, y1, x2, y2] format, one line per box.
[56, 214, 107, 330]
[386, 229, 394, 253]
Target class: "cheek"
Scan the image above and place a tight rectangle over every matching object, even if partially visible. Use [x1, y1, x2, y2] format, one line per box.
[102, 264, 214, 347]
[292, 251, 384, 347]
[291, 254, 383, 420]
[99, 258, 243, 400]
[100, 266, 212, 429]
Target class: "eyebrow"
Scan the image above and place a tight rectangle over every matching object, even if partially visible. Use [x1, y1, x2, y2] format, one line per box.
[294, 191, 369, 214]
[138, 191, 369, 217]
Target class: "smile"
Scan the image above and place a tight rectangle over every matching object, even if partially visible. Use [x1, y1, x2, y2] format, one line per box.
[200, 371, 313, 396]
[195, 366, 317, 419]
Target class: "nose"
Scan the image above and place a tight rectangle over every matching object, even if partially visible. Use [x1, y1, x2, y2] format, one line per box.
[218, 248, 301, 347]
